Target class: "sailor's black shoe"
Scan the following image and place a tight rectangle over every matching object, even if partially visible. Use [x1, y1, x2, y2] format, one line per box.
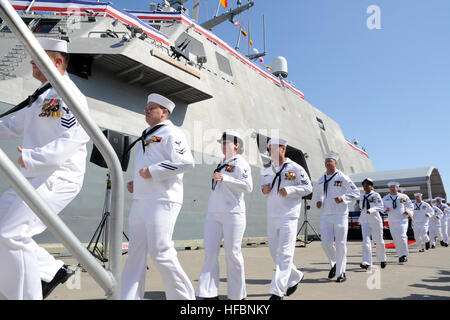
[336, 273, 346, 283]
[425, 241, 430, 250]
[360, 263, 369, 270]
[202, 296, 219, 300]
[269, 294, 283, 300]
[380, 261, 387, 269]
[399, 256, 408, 263]
[42, 265, 74, 299]
[328, 264, 336, 279]
[286, 273, 304, 297]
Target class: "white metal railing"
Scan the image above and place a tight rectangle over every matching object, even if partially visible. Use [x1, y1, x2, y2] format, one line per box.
[0, 0, 124, 300]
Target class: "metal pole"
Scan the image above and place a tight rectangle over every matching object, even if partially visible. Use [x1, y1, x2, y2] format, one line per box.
[0, 0, 124, 299]
[427, 176, 433, 200]
[214, 0, 221, 17]
[0, 148, 115, 297]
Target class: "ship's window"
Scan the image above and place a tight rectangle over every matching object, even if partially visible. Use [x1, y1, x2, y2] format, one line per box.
[33, 19, 59, 33]
[175, 32, 205, 59]
[215, 52, 233, 76]
[316, 117, 325, 131]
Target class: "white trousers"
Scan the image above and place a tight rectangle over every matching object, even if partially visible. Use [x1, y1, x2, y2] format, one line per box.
[389, 220, 409, 257]
[413, 222, 429, 250]
[429, 222, 442, 245]
[267, 217, 303, 297]
[320, 214, 348, 277]
[121, 199, 195, 300]
[441, 215, 449, 244]
[0, 175, 80, 300]
[196, 212, 246, 300]
[361, 220, 386, 265]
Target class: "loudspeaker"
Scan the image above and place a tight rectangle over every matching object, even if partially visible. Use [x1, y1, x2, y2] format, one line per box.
[90, 129, 130, 172]
[284, 145, 313, 200]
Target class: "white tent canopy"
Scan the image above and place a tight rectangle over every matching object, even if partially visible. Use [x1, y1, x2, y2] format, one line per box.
[349, 167, 446, 200]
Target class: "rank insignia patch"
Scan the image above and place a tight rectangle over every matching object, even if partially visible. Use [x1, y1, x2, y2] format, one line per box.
[40, 98, 62, 118]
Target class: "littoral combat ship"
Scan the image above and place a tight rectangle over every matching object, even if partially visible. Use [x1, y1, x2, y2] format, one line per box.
[0, 0, 443, 248]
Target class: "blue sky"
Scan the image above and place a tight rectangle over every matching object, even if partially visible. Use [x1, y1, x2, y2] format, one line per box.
[116, 0, 450, 195]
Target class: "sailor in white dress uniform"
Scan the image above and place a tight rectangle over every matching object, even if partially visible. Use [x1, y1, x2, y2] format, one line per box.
[261, 138, 312, 300]
[435, 197, 449, 247]
[0, 38, 89, 300]
[426, 199, 443, 249]
[382, 182, 414, 263]
[196, 130, 252, 300]
[121, 94, 195, 300]
[316, 153, 359, 283]
[359, 178, 387, 269]
[412, 193, 433, 252]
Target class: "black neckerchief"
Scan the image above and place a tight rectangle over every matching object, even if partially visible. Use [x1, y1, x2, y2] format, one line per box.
[271, 162, 289, 192]
[415, 202, 422, 211]
[0, 83, 52, 119]
[211, 157, 237, 190]
[122, 124, 165, 166]
[390, 195, 398, 209]
[362, 192, 373, 210]
[323, 171, 339, 198]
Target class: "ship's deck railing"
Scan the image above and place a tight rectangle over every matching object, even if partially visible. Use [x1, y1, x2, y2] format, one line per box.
[0, 0, 124, 300]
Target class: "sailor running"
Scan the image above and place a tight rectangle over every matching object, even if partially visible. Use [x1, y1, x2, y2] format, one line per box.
[121, 93, 195, 300]
[359, 178, 387, 269]
[412, 193, 434, 252]
[196, 130, 253, 300]
[0, 38, 90, 300]
[316, 153, 359, 283]
[382, 182, 414, 263]
[261, 138, 312, 300]
[426, 199, 443, 249]
[435, 197, 450, 247]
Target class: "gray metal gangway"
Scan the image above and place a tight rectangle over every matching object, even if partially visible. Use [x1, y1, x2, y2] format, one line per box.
[0, 0, 124, 300]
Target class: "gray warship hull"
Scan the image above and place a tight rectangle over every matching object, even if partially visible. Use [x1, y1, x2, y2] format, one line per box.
[0, 1, 374, 245]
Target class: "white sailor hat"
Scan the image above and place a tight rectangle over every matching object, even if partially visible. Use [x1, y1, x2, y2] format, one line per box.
[435, 197, 444, 201]
[268, 138, 288, 147]
[362, 178, 374, 186]
[324, 153, 339, 161]
[414, 193, 423, 197]
[425, 198, 433, 202]
[218, 130, 243, 145]
[387, 181, 400, 187]
[37, 38, 68, 53]
[147, 93, 175, 113]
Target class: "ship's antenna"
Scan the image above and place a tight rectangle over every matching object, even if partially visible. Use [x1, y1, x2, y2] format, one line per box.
[235, 24, 242, 51]
[192, 0, 200, 21]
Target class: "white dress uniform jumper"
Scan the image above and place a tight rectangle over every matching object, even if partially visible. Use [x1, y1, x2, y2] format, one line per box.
[196, 154, 253, 300]
[316, 170, 359, 278]
[359, 191, 387, 266]
[436, 202, 450, 245]
[120, 119, 196, 300]
[0, 74, 89, 300]
[412, 201, 434, 251]
[382, 193, 414, 258]
[261, 158, 312, 297]
[429, 206, 443, 247]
